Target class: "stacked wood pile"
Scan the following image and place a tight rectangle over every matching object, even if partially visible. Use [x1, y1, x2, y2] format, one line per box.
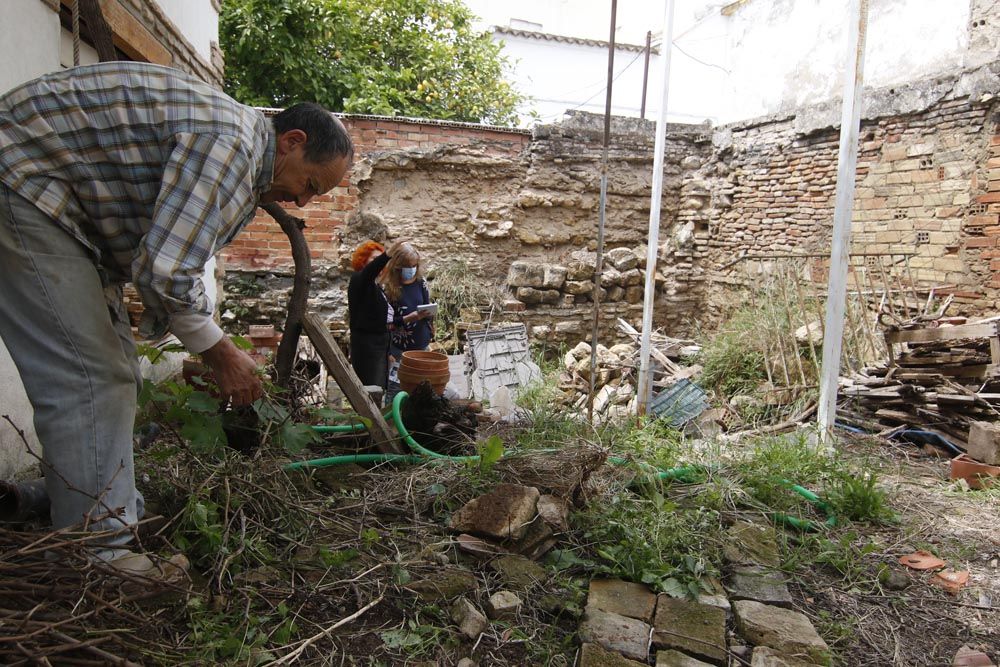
[841, 316, 1000, 449]
[556, 320, 701, 423]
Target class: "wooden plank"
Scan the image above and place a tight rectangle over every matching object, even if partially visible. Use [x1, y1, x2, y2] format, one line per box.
[884, 322, 998, 344]
[60, 0, 173, 65]
[302, 312, 404, 455]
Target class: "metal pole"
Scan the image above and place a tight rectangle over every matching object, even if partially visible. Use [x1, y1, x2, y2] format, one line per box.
[637, 2, 676, 416]
[587, 0, 618, 422]
[817, 0, 870, 443]
[640, 30, 652, 119]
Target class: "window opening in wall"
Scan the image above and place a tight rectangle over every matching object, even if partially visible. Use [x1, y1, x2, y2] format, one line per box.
[916, 231, 930, 245]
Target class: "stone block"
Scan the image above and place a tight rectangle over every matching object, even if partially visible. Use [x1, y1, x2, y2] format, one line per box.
[725, 566, 793, 607]
[567, 260, 594, 281]
[733, 600, 831, 665]
[489, 554, 547, 591]
[542, 265, 568, 290]
[448, 483, 540, 540]
[607, 247, 639, 272]
[652, 596, 727, 665]
[723, 522, 781, 567]
[405, 568, 479, 601]
[486, 590, 522, 620]
[587, 579, 657, 623]
[451, 597, 488, 639]
[579, 643, 648, 667]
[625, 286, 644, 304]
[503, 299, 526, 312]
[537, 494, 570, 532]
[656, 649, 716, 667]
[565, 280, 595, 295]
[507, 261, 545, 287]
[579, 608, 652, 663]
[620, 268, 643, 286]
[607, 286, 625, 301]
[601, 267, 623, 287]
[968, 421, 1000, 465]
[516, 287, 560, 304]
[750, 646, 821, 666]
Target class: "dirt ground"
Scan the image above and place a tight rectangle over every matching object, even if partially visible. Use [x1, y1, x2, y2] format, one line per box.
[792, 436, 1000, 666]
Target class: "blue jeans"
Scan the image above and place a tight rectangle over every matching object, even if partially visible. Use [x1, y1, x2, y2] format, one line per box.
[0, 183, 141, 548]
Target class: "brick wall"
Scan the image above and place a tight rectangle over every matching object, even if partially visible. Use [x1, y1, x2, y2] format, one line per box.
[704, 94, 998, 313]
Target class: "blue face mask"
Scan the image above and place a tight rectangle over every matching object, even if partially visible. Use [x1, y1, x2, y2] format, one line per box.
[400, 267, 417, 281]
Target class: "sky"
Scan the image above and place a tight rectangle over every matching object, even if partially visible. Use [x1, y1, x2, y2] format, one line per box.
[461, 0, 726, 47]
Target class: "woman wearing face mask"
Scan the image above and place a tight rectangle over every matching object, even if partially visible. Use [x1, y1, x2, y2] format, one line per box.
[381, 242, 434, 401]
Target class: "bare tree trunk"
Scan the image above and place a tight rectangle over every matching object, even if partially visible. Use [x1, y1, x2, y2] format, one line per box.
[261, 203, 312, 390]
[79, 0, 118, 62]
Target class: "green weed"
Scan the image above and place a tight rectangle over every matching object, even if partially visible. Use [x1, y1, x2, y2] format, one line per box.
[824, 469, 895, 524]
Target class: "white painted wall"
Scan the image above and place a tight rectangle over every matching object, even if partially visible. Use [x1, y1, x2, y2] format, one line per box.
[0, 0, 62, 94]
[714, 0, 970, 122]
[466, 0, 978, 124]
[157, 0, 219, 62]
[0, 0, 221, 481]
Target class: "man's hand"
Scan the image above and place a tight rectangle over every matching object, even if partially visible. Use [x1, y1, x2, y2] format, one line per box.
[199, 336, 263, 406]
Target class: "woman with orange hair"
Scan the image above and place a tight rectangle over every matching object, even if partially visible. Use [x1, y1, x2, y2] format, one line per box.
[347, 239, 394, 391]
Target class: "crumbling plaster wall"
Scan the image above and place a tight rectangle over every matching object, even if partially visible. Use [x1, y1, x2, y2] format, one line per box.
[222, 112, 712, 344]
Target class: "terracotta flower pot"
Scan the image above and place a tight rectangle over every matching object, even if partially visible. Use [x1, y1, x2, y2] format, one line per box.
[400, 350, 449, 372]
[950, 454, 1000, 490]
[397, 366, 450, 395]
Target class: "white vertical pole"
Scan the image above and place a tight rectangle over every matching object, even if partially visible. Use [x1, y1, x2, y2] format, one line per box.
[817, 0, 870, 441]
[637, 0, 676, 416]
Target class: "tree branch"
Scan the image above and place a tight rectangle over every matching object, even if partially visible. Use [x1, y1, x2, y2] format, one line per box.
[260, 203, 312, 390]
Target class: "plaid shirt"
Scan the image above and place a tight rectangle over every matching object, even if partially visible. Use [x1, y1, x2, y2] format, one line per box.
[0, 62, 275, 353]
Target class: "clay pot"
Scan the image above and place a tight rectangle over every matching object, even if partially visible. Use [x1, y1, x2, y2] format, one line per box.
[950, 454, 1000, 490]
[397, 355, 450, 395]
[400, 350, 449, 372]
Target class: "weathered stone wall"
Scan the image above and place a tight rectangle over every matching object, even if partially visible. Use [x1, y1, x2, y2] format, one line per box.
[221, 112, 711, 344]
[221, 60, 1000, 346]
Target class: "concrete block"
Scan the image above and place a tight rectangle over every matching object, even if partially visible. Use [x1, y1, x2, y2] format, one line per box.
[968, 421, 1000, 465]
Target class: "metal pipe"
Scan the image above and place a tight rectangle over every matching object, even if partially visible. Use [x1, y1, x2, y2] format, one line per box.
[637, 0, 677, 416]
[0, 478, 49, 522]
[587, 0, 619, 422]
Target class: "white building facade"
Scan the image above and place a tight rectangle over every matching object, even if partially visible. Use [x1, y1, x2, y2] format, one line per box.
[466, 0, 991, 126]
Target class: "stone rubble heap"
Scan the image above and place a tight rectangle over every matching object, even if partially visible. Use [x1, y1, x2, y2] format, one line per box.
[555, 331, 701, 424]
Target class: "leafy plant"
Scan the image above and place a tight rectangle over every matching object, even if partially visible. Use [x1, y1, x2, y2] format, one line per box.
[824, 469, 895, 524]
[572, 488, 721, 597]
[697, 305, 769, 397]
[476, 434, 504, 474]
[221, 0, 524, 125]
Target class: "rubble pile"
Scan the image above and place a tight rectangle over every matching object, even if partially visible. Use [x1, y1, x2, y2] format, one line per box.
[555, 321, 701, 423]
[842, 315, 1000, 455]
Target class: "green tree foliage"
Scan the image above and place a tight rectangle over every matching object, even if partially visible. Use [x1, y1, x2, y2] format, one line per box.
[220, 0, 523, 125]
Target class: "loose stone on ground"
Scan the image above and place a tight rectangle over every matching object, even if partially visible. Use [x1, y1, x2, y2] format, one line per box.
[733, 600, 831, 666]
[652, 595, 728, 665]
[578, 607, 652, 662]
